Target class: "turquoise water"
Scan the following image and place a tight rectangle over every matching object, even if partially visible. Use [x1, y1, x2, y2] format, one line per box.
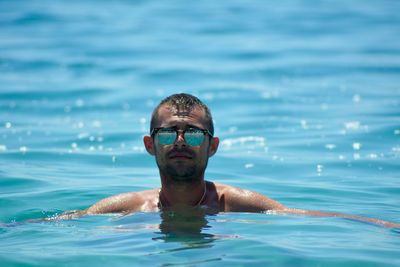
[1, 0, 400, 266]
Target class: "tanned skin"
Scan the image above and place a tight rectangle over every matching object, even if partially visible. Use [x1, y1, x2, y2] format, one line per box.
[56, 103, 400, 228]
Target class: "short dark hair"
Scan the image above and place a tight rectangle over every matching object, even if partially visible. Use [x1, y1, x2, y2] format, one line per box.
[150, 93, 214, 135]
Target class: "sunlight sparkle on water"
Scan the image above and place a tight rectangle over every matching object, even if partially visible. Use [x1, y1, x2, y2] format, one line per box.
[352, 143, 361, 150]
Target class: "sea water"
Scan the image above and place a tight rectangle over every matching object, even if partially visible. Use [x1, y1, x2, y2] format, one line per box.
[0, 0, 399, 266]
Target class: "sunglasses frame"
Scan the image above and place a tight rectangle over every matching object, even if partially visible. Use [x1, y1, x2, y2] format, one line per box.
[150, 126, 213, 146]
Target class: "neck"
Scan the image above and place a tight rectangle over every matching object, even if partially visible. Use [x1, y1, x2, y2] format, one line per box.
[159, 179, 207, 208]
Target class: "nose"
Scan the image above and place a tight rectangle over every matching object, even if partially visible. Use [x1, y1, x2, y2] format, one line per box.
[174, 131, 186, 147]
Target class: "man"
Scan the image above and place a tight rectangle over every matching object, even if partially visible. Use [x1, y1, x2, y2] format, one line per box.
[78, 93, 398, 228]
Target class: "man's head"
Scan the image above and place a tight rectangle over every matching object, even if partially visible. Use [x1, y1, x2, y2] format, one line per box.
[144, 93, 219, 184]
[150, 93, 214, 136]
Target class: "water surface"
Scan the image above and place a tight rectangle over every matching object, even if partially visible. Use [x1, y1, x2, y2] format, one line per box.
[1, 0, 400, 266]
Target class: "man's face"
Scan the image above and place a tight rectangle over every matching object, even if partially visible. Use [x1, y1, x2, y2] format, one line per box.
[144, 104, 218, 183]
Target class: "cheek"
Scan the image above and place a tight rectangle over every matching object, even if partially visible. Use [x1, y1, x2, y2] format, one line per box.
[197, 146, 210, 160]
[153, 145, 163, 158]
[154, 145, 164, 155]
[154, 145, 172, 159]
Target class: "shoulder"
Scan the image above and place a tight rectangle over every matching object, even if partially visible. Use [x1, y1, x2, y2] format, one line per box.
[85, 188, 159, 214]
[211, 182, 286, 212]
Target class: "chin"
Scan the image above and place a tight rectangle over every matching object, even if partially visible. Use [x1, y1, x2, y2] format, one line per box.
[171, 176, 199, 183]
[166, 166, 199, 181]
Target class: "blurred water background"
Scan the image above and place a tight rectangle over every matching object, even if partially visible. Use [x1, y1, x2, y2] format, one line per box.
[0, 0, 399, 266]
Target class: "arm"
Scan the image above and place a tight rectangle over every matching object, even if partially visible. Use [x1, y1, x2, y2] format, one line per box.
[221, 185, 286, 212]
[278, 208, 400, 228]
[222, 185, 400, 228]
[28, 189, 157, 223]
[43, 192, 142, 221]
[84, 192, 140, 215]
[19, 192, 144, 223]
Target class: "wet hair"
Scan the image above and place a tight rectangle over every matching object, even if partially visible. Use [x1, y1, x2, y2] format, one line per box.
[150, 93, 214, 136]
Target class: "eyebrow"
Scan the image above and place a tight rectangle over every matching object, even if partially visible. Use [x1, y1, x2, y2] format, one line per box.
[162, 124, 202, 130]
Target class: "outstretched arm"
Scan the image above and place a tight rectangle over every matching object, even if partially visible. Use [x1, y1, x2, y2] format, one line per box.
[32, 192, 144, 222]
[82, 191, 145, 215]
[222, 185, 400, 228]
[277, 208, 400, 228]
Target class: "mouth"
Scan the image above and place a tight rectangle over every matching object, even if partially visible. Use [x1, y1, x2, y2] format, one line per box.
[169, 151, 193, 160]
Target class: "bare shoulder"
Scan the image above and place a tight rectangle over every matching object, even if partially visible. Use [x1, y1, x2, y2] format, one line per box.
[85, 188, 159, 214]
[212, 182, 286, 212]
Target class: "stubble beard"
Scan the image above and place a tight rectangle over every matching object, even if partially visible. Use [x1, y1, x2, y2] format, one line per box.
[158, 158, 208, 184]
[165, 161, 204, 183]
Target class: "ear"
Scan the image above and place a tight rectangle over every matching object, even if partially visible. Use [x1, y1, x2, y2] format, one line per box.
[143, 135, 155, 155]
[208, 137, 219, 157]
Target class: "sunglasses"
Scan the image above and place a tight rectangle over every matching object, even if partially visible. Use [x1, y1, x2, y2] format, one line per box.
[151, 126, 213, 146]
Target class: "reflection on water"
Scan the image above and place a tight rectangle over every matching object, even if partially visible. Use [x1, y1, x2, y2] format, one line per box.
[153, 208, 217, 248]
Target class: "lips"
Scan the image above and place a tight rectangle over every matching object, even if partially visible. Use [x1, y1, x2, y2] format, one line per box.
[168, 150, 193, 159]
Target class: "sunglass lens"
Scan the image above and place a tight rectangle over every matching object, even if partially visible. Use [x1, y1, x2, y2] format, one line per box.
[157, 130, 176, 145]
[185, 130, 204, 146]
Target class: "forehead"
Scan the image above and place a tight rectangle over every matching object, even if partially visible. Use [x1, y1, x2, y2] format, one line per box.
[155, 104, 207, 128]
